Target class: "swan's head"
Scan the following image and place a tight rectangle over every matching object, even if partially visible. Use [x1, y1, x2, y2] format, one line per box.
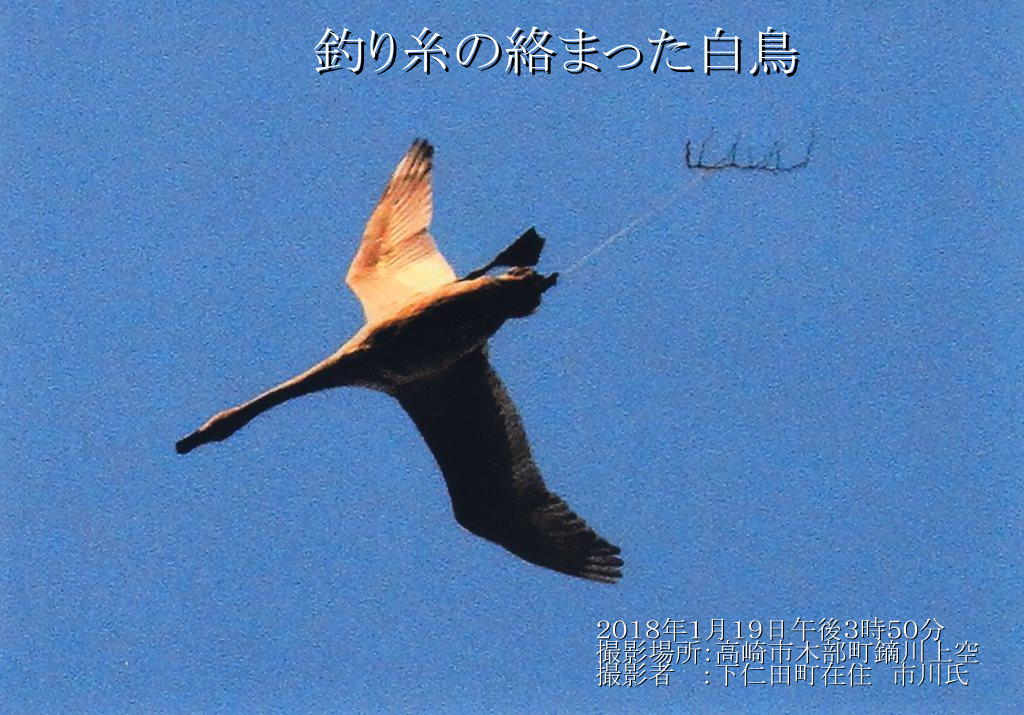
[493, 267, 558, 318]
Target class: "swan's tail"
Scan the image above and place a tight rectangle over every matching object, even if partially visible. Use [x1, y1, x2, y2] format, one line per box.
[464, 227, 545, 280]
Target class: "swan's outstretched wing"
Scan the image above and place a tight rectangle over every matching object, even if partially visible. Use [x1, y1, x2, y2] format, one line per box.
[346, 139, 456, 324]
[396, 349, 623, 583]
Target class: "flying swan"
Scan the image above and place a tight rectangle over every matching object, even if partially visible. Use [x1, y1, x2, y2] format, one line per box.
[176, 140, 623, 583]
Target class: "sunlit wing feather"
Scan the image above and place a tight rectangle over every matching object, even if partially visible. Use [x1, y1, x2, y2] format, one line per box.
[396, 349, 623, 583]
[346, 139, 457, 324]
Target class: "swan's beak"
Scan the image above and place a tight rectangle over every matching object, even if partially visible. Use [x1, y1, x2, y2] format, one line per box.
[175, 430, 202, 454]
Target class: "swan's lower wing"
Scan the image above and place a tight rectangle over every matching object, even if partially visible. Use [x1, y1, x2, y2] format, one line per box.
[395, 349, 623, 583]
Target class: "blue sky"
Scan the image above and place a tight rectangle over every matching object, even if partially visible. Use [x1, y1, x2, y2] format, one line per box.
[3, 1, 1021, 712]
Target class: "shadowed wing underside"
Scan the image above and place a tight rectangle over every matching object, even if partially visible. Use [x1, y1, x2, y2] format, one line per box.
[396, 349, 623, 583]
[346, 140, 457, 324]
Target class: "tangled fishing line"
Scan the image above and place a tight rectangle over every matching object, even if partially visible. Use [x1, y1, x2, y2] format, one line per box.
[557, 132, 815, 278]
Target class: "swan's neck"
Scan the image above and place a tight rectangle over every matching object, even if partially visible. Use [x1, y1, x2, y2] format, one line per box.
[237, 349, 355, 418]
[176, 347, 361, 453]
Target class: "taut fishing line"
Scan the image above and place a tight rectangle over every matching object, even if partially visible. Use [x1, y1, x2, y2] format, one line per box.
[558, 171, 713, 279]
[557, 129, 815, 279]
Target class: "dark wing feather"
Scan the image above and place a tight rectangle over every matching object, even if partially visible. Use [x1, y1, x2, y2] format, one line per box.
[396, 349, 622, 583]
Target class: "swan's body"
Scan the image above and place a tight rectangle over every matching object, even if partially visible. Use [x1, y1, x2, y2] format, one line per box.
[176, 140, 622, 583]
